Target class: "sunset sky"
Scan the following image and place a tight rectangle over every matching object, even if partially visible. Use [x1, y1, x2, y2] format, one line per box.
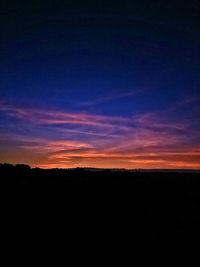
[0, 1, 200, 169]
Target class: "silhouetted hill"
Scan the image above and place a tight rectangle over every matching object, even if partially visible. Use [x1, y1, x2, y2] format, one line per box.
[1, 163, 200, 265]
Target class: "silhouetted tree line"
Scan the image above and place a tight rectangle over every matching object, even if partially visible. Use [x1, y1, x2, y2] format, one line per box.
[0, 163, 200, 265]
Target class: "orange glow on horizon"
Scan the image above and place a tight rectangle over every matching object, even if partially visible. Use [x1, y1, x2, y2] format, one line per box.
[0, 102, 199, 170]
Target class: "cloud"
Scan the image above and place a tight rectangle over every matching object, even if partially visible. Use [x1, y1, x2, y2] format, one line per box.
[0, 101, 199, 169]
[78, 89, 146, 106]
[0, 102, 129, 129]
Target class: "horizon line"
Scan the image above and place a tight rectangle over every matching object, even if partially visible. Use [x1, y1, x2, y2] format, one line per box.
[0, 163, 200, 172]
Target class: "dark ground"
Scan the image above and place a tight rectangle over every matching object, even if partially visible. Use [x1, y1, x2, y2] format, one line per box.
[1, 164, 200, 266]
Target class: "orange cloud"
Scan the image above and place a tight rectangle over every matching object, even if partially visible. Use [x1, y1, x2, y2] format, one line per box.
[0, 102, 199, 169]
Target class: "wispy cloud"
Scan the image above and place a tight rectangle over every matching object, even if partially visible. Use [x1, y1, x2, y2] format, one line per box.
[0, 102, 128, 128]
[0, 101, 199, 169]
[78, 88, 147, 107]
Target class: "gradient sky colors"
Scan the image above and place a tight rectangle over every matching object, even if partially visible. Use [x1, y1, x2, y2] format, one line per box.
[0, 1, 200, 169]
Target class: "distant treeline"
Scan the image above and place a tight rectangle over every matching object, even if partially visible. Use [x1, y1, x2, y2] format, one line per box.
[1, 162, 199, 173]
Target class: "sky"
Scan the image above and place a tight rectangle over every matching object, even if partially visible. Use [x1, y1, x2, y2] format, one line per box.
[0, 1, 200, 169]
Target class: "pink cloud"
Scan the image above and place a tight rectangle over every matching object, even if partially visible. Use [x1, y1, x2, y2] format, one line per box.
[0, 101, 199, 169]
[0, 102, 131, 129]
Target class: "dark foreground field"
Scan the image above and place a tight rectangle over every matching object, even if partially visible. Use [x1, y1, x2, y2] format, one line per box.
[1, 164, 200, 265]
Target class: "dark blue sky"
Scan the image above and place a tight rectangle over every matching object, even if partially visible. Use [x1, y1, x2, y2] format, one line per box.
[0, 1, 200, 168]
